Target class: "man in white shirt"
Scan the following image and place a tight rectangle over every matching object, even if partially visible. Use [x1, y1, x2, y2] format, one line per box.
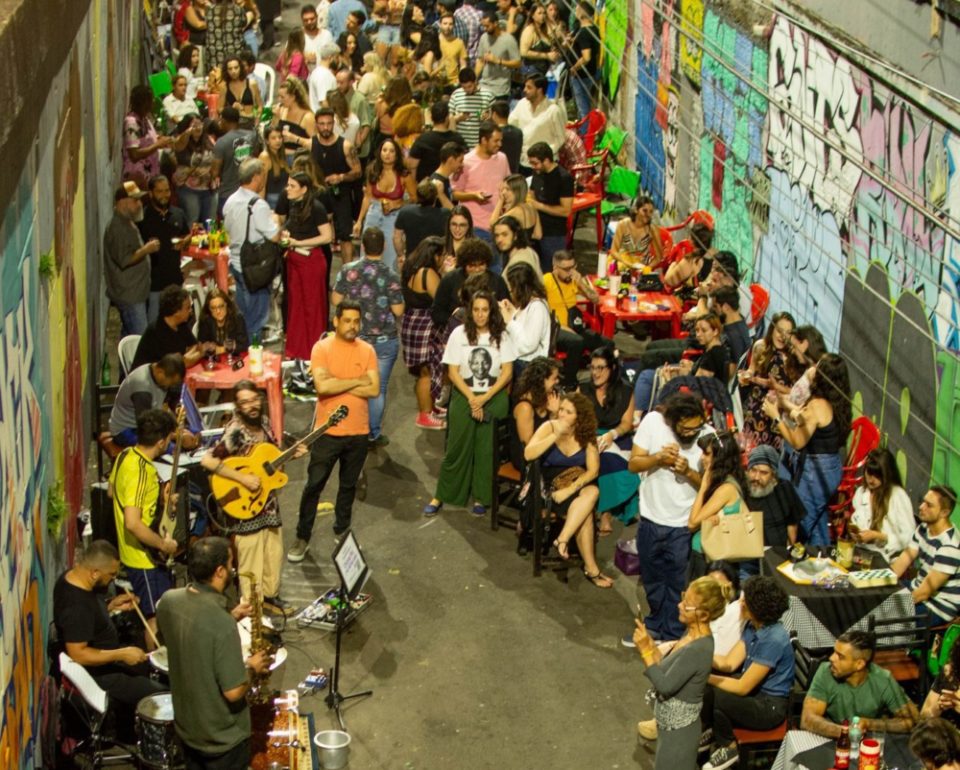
[222, 159, 281, 338]
[308, 43, 341, 111]
[302, 3, 334, 70]
[509, 74, 566, 171]
[627, 393, 712, 642]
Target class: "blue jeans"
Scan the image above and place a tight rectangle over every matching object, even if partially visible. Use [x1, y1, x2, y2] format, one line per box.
[243, 27, 260, 57]
[539, 235, 568, 273]
[117, 301, 148, 337]
[779, 447, 842, 547]
[368, 336, 399, 440]
[363, 202, 399, 270]
[570, 75, 595, 120]
[147, 291, 162, 324]
[632, 369, 656, 413]
[636, 518, 690, 641]
[177, 187, 217, 226]
[230, 267, 270, 339]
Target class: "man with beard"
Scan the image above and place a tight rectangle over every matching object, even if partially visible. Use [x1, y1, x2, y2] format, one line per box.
[740, 445, 803, 578]
[301, 3, 335, 71]
[801, 630, 916, 738]
[892, 485, 960, 626]
[202, 381, 305, 614]
[104, 181, 161, 337]
[311, 107, 362, 261]
[289, 300, 378, 562]
[626, 393, 712, 644]
[53, 539, 164, 737]
[544, 250, 602, 388]
[137, 175, 190, 324]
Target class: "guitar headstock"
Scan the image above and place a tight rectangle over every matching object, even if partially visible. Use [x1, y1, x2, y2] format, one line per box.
[329, 405, 349, 425]
[174, 404, 187, 428]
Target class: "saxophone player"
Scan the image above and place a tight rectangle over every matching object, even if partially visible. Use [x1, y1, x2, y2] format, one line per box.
[156, 537, 270, 770]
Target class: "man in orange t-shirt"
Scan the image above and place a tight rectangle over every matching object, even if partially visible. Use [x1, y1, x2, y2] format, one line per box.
[288, 300, 379, 562]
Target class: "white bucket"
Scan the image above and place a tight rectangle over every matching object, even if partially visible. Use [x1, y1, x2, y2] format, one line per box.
[313, 730, 351, 769]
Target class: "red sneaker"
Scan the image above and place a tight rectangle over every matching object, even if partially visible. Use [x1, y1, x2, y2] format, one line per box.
[416, 412, 446, 430]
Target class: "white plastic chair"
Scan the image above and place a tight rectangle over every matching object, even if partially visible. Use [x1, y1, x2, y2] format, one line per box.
[254, 62, 277, 105]
[58, 653, 133, 767]
[117, 335, 141, 377]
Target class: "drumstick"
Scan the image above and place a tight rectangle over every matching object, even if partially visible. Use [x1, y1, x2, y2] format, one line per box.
[124, 589, 162, 650]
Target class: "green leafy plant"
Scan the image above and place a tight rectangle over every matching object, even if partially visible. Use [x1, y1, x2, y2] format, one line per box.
[46, 481, 67, 539]
[39, 251, 57, 279]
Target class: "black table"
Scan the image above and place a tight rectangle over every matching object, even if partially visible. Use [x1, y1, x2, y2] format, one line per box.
[794, 733, 920, 769]
[763, 547, 914, 651]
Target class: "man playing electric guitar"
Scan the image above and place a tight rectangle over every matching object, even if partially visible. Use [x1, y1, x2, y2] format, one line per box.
[201, 380, 306, 616]
[110, 408, 179, 649]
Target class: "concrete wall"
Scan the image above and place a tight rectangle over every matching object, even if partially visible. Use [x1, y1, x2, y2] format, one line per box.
[0, 1, 139, 767]
[599, 0, 960, 506]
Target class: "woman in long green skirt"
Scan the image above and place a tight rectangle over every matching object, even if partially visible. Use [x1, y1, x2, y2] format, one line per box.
[424, 289, 517, 516]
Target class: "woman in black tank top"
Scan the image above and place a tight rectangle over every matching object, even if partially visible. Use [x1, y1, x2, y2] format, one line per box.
[400, 237, 446, 429]
[275, 77, 316, 164]
[219, 55, 262, 127]
[259, 127, 290, 209]
[762, 353, 851, 547]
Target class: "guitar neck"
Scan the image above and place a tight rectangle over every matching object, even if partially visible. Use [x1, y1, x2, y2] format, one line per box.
[272, 419, 336, 468]
[160, 426, 185, 523]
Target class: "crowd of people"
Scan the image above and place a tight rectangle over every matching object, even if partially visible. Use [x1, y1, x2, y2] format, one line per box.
[72, 1, 960, 768]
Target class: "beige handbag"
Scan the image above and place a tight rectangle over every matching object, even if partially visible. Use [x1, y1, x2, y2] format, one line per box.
[701, 510, 765, 561]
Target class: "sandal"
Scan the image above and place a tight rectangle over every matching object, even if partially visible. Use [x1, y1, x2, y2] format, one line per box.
[554, 539, 570, 560]
[584, 569, 614, 588]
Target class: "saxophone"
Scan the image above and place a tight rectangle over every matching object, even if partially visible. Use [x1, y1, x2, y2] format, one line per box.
[242, 573, 277, 704]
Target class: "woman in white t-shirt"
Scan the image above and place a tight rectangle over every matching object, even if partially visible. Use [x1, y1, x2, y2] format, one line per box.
[425, 290, 517, 516]
[850, 448, 916, 562]
[500, 263, 551, 378]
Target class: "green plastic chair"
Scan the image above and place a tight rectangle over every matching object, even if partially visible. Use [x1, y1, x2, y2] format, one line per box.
[149, 70, 173, 99]
[597, 125, 628, 156]
[607, 166, 641, 199]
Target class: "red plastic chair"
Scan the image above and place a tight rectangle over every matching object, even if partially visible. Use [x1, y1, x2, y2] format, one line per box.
[566, 150, 611, 252]
[748, 283, 770, 330]
[829, 416, 882, 534]
[567, 110, 607, 154]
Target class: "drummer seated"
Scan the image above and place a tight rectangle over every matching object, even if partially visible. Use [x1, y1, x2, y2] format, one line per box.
[801, 631, 918, 738]
[53, 540, 165, 737]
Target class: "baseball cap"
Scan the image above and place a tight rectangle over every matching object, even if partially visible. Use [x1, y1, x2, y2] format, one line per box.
[115, 180, 147, 201]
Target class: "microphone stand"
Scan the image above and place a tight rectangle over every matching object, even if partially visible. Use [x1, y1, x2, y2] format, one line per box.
[325, 583, 372, 730]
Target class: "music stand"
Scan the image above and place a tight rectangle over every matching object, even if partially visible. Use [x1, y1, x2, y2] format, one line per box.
[326, 530, 372, 729]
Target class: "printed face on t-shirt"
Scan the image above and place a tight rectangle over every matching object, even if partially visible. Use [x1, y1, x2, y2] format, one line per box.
[469, 348, 492, 381]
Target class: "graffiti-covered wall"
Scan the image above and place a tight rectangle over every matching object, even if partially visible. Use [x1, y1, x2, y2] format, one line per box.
[0, 1, 138, 767]
[626, 1, 960, 503]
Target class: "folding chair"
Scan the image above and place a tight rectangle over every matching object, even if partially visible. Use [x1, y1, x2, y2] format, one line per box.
[58, 653, 133, 768]
[490, 418, 522, 531]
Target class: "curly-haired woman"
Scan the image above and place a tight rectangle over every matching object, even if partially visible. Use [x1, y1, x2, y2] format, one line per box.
[425, 290, 516, 517]
[524, 392, 613, 587]
[701, 576, 793, 770]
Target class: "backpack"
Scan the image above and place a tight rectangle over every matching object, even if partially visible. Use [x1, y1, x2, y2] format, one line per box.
[173, 0, 191, 45]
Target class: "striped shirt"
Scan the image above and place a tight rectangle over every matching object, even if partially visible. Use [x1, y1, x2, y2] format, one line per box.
[449, 86, 495, 148]
[910, 524, 960, 620]
[110, 446, 160, 570]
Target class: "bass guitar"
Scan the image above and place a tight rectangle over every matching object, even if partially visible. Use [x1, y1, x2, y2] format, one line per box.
[211, 405, 348, 520]
[147, 406, 186, 567]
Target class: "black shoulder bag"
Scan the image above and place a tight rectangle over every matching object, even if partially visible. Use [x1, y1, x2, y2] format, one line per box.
[239, 198, 282, 292]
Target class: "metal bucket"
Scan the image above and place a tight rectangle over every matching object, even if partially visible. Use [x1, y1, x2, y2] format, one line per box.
[313, 730, 351, 769]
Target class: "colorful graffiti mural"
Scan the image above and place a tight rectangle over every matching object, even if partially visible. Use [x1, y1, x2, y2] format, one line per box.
[630, 0, 959, 503]
[0, 0, 139, 765]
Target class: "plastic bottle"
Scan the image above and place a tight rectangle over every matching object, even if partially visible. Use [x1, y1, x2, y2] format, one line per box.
[834, 720, 851, 769]
[248, 332, 264, 377]
[100, 352, 111, 386]
[849, 716, 862, 764]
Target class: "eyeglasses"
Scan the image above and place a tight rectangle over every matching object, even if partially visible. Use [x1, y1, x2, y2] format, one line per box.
[590, 364, 608, 372]
[450, 222, 469, 228]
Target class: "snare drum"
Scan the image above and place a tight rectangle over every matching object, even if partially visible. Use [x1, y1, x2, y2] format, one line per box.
[135, 692, 185, 769]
